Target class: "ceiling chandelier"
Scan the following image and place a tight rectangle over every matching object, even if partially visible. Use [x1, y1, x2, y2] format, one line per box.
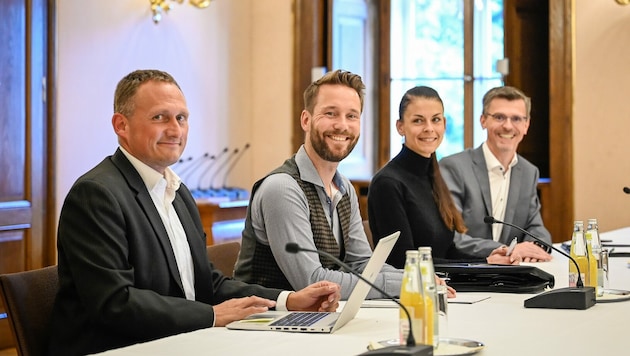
[149, 0, 212, 24]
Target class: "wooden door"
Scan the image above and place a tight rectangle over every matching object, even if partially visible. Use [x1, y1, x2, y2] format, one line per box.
[0, 0, 55, 349]
[504, 0, 550, 178]
[504, 0, 574, 242]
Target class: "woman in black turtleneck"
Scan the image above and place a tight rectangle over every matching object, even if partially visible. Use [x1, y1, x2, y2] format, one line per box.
[367, 86, 512, 268]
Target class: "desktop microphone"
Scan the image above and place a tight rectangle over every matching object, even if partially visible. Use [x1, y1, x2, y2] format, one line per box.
[193, 155, 216, 190]
[183, 153, 215, 188]
[171, 156, 192, 170]
[220, 143, 251, 188]
[484, 216, 596, 310]
[208, 148, 239, 190]
[623, 187, 630, 194]
[197, 147, 228, 190]
[195, 155, 217, 191]
[285, 243, 432, 356]
[176, 152, 210, 182]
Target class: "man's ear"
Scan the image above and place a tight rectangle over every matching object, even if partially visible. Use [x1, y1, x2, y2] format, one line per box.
[479, 114, 488, 129]
[300, 110, 311, 131]
[522, 118, 530, 135]
[112, 113, 127, 136]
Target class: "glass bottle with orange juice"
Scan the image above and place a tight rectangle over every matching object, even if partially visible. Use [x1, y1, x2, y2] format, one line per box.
[399, 250, 426, 346]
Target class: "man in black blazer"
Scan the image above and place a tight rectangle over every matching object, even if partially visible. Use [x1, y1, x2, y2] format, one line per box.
[48, 69, 340, 356]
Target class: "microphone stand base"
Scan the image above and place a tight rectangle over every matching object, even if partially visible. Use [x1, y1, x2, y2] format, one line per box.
[358, 344, 434, 356]
[524, 286, 596, 310]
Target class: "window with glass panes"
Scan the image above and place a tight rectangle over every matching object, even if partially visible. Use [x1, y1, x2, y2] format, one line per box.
[390, 0, 504, 159]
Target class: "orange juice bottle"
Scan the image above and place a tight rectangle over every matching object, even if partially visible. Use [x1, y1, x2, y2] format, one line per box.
[585, 218, 604, 296]
[399, 250, 425, 346]
[418, 247, 437, 348]
[569, 221, 589, 287]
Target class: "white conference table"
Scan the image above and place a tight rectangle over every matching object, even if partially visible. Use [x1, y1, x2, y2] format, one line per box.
[96, 228, 630, 356]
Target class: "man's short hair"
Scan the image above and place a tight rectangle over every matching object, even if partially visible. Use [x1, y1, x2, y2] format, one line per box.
[303, 69, 366, 114]
[482, 86, 531, 117]
[114, 69, 181, 117]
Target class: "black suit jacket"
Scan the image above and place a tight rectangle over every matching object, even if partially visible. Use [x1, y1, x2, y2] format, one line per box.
[49, 149, 281, 356]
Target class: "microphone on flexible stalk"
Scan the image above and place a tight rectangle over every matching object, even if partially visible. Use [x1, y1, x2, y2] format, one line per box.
[285, 243, 431, 356]
[208, 148, 239, 190]
[214, 143, 251, 200]
[176, 152, 210, 182]
[623, 187, 630, 194]
[193, 154, 216, 190]
[220, 143, 251, 188]
[484, 216, 596, 310]
[170, 156, 192, 170]
[197, 147, 228, 191]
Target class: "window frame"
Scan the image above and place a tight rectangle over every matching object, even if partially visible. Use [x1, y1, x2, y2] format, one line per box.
[292, 0, 574, 242]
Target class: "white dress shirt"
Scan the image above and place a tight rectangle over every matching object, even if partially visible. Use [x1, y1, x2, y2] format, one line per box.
[120, 147, 196, 300]
[482, 142, 517, 242]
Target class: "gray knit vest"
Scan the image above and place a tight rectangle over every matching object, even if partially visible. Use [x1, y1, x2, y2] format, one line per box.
[244, 156, 352, 290]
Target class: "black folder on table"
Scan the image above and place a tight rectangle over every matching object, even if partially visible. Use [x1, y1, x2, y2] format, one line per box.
[435, 264, 555, 293]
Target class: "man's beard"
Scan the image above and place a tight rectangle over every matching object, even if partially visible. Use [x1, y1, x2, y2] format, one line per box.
[309, 128, 358, 162]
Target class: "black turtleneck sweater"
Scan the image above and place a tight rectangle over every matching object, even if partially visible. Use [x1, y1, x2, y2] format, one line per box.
[368, 145, 480, 268]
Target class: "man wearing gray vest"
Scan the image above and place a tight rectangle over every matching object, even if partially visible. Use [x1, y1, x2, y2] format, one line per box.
[234, 70, 403, 300]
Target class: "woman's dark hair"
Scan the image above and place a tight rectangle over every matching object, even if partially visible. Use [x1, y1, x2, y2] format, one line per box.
[399, 86, 467, 233]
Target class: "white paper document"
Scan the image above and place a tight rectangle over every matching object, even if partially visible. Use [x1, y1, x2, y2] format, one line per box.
[449, 293, 491, 304]
[361, 293, 490, 308]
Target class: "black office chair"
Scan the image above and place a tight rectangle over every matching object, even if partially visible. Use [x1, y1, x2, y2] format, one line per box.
[206, 242, 241, 278]
[0, 265, 58, 356]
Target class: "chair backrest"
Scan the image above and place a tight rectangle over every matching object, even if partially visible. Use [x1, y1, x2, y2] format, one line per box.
[0, 265, 58, 356]
[362, 220, 375, 250]
[206, 242, 241, 278]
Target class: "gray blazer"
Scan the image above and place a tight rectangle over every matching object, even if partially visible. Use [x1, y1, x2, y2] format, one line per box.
[439, 145, 552, 257]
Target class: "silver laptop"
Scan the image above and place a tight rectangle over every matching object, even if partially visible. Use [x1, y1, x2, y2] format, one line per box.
[226, 231, 400, 333]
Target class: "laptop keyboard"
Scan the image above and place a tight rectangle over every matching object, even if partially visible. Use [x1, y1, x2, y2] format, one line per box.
[270, 312, 330, 327]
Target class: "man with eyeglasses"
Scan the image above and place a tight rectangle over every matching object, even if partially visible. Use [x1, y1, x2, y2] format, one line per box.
[439, 86, 552, 263]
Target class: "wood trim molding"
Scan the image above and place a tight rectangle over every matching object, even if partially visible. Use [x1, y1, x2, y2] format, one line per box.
[376, 0, 390, 169]
[548, 0, 574, 242]
[292, 0, 326, 153]
[463, 1, 474, 148]
[46, 0, 57, 265]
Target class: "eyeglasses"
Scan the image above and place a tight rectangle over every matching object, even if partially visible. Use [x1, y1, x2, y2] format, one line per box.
[485, 113, 528, 124]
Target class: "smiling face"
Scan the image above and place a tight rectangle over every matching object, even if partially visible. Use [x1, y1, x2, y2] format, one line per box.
[112, 80, 189, 173]
[480, 97, 530, 159]
[302, 84, 361, 163]
[396, 96, 445, 158]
